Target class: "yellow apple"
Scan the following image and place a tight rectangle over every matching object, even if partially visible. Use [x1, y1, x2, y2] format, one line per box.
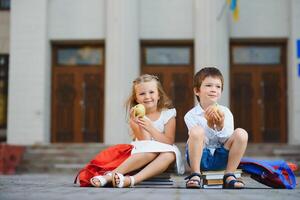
[212, 103, 219, 113]
[133, 104, 145, 117]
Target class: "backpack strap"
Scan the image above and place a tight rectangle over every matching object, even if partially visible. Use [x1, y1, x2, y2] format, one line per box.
[74, 168, 84, 184]
[276, 162, 296, 189]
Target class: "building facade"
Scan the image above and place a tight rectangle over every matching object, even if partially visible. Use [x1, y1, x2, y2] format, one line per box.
[0, 0, 299, 145]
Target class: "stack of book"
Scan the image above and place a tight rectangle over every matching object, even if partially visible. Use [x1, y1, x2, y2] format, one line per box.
[201, 169, 242, 188]
[139, 173, 173, 186]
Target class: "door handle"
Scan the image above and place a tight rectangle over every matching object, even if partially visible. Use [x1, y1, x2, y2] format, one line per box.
[257, 99, 262, 105]
[81, 82, 86, 133]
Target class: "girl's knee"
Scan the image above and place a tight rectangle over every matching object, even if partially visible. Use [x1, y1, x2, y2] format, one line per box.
[189, 126, 205, 140]
[234, 128, 248, 142]
[160, 152, 175, 163]
[142, 152, 158, 160]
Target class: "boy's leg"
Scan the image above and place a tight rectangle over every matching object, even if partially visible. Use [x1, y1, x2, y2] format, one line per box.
[187, 126, 205, 173]
[223, 128, 248, 187]
[186, 126, 205, 185]
[115, 152, 175, 186]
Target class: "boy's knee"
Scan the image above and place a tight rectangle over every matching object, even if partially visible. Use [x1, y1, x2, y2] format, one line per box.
[189, 126, 205, 140]
[234, 128, 248, 142]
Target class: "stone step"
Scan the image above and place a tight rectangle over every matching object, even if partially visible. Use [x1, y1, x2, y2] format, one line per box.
[16, 143, 300, 174]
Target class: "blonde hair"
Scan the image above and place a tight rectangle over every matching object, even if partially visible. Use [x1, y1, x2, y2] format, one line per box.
[125, 74, 173, 113]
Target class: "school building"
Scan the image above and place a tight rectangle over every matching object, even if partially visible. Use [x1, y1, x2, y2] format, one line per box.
[0, 0, 299, 146]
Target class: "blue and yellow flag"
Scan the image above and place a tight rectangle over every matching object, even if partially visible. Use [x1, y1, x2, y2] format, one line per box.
[227, 0, 239, 21]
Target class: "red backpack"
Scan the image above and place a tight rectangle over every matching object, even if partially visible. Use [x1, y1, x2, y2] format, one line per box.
[74, 144, 134, 187]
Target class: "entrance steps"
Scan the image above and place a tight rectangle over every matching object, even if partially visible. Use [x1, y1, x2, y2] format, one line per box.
[16, 143, 109, 174]
[16, 143, 300, 175]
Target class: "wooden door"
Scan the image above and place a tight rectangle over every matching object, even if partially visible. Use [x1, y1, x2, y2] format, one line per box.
[141, 41, 194, 142]
[0, 55, 8, 131]
[51, 44, 104, 143]
[230, 41, 287, 143]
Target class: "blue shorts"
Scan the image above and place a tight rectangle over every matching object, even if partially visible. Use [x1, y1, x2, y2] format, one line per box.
[185, 144, 229, 171]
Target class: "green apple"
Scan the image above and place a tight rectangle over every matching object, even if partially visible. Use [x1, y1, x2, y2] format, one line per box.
[133, 104, 145, 117]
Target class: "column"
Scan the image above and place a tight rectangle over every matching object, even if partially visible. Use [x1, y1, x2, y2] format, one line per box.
[8, 0, 50, 144]
[104, 0, 139, 144]
[194, 0, 230, 106]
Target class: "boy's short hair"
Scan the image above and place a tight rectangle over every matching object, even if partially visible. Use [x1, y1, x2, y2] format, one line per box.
[193, 67, 224, 102]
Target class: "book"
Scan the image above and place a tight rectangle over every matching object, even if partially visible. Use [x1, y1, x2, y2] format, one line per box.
[202, 184, 223, 189]
[201, 169, 242, 180]
[203, 179, 223, 185]
[139, 179, 173, 185]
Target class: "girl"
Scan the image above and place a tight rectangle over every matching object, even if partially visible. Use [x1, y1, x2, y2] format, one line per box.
[90, 74, 184, 188]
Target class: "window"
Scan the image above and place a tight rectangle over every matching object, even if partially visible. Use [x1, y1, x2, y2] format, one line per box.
[145, 47, 191, 65]
[55, 46, 103, 66]
[0, 0, 10, 10]
[232, 46, 281, 65]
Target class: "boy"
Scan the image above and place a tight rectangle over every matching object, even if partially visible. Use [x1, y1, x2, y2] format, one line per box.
[184, 67, 248, 189]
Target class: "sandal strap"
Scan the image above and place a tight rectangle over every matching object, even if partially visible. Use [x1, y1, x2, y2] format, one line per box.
[129, 176, 135, 187]
[104, 171, 112, 177]
[90, 175, 107, 187]
[114, 172, 125, 188]
[223, 173, 236, 182]
[186, 179, 202, 186]
[184, 172, 202, 180]
[223, 173, 245, 189]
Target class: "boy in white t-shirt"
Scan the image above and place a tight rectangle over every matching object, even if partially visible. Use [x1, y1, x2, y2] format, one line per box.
[184, 67, 248, 189]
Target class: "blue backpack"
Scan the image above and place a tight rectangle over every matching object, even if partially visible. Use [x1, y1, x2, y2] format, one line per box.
[239, 158, 297, 189]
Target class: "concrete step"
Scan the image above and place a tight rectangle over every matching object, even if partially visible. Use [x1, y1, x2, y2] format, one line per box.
[16, 143, 300, 174]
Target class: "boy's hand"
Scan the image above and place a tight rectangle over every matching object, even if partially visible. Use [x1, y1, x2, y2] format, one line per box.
[205, 104, 224, 131]
[214, 109, 224, 131]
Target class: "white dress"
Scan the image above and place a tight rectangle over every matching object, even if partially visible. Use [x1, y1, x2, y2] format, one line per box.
[130, 108, 185, 175]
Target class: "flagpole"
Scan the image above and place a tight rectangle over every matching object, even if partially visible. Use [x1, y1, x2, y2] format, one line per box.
[217, 0, 228, 21]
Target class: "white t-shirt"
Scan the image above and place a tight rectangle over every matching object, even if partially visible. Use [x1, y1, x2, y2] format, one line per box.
[148, 108, 176, 133]
[184, 103, 234, 149]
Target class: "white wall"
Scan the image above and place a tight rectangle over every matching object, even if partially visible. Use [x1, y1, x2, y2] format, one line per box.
[288, 0, 300, 144]
[6, 0, 300, 145]
[230, 0, 289, 38]
[8, 0, 50, 145]
[140, 0, 193, 39]
[49, 0, 105, 40]
[0, 12, 10, 53]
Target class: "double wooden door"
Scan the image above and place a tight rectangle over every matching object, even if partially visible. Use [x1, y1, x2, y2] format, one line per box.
[141, 42, 194, 142]
[230, 41, 287, 143]
[51, 44, 104, 143]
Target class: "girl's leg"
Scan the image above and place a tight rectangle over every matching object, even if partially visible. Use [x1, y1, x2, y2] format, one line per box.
[114, 152, 158, 174]
[115, 152, 175, 186]
[92, 152, 157, 186]
[223, 128, 248, 187]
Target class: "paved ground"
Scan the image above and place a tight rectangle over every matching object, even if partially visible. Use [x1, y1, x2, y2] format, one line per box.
[0, 174, 300, 200]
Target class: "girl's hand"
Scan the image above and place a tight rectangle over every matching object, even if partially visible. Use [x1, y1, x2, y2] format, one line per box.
[129, 107, 141, 124]
[136, 117, 154, 133]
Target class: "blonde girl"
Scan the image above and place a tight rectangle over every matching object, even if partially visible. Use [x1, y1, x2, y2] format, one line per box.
[90, 74, 184, 188]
